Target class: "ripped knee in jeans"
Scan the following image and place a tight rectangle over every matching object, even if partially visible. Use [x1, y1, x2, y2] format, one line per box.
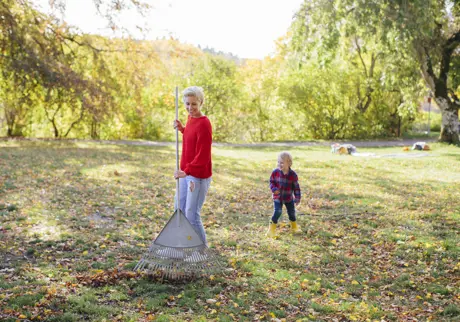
[189, 181, 195, 192]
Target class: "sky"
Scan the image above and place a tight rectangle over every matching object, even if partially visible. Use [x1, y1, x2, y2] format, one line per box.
[32, 0, 304, 59]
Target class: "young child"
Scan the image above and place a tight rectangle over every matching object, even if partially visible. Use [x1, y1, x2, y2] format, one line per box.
[266, 151, 301, 237]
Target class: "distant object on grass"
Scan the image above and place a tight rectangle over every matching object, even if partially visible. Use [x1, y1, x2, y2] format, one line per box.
[412, 142, 431, 151]
[331, 143, 357, 155]
[331, 143, 374, 156]
[331, 142, 431, 158]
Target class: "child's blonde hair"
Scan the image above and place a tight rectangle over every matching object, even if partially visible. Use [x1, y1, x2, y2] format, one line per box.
[278, 151, 293, 167]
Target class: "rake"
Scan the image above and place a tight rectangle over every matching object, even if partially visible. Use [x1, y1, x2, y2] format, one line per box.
[134, 87, 224, 279]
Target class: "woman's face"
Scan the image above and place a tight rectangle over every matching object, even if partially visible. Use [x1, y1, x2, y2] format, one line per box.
[184, 96, 202, 118]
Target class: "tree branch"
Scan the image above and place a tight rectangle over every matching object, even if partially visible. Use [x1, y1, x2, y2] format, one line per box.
[354, 37, 368, 78]
[369, 52, 381, 78]
[440, 29, 460, 84]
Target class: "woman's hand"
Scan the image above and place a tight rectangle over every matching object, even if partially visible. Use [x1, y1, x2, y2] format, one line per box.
[174, 170, 186, 179]
[173, 119, 184, 132]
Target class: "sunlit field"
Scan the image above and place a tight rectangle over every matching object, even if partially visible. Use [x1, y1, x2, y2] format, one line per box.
[1, 139, 459, 321]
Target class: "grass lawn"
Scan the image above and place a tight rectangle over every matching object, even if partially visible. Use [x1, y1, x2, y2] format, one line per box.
[0, 139, 459, 321]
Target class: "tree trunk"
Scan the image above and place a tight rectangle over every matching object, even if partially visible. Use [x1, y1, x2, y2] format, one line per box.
[415, 31, 460, 144]
[90, 119, 99, 139]
[436, 97, 460, 144]
[5, 104, 16, 137]
[52, 120, 59, 138]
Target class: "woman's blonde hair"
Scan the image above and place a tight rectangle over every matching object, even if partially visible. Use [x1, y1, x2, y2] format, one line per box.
[278, 151, 293, 166]
[182, 86, 205, 106]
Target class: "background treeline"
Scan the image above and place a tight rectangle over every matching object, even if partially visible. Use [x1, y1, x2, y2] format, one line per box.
[1, 0, 458, 143]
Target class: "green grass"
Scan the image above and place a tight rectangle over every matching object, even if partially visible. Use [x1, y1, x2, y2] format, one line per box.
[0, 139, 459, 321]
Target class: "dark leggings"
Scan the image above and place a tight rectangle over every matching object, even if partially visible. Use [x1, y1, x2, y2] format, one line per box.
[271, 200, 296, 224]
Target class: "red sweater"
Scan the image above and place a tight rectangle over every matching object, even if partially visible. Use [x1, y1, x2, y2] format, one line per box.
[180, 115, 212, 178]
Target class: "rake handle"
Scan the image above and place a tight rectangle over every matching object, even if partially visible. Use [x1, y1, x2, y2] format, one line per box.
[175, 86, 180, 211]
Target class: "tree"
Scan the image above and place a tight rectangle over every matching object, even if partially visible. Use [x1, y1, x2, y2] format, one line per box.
[0, 0, 149, 138]
[182, 54, 241, 142]
[46, 0, 151, 34]
[239, 57, 283, 142]
[290, 0, 460, 143]
[0, 70, 38, 136]
[280, 62, 361, 140]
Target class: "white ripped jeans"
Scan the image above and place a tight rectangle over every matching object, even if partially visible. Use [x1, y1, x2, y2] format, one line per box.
[175, 175, 212, 245]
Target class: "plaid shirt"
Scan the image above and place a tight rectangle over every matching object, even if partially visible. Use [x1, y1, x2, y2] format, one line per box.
[269, 168, 301, 203]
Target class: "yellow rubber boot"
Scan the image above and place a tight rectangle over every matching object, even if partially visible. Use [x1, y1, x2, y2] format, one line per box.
[266, 222, 277, 238]
[290, 221, 301, 234]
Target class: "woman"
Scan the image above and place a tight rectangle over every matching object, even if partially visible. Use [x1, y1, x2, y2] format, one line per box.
[173, 86, 212, 245]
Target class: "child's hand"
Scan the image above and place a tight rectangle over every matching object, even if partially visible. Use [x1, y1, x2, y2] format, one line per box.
[273, 190, 280, 195]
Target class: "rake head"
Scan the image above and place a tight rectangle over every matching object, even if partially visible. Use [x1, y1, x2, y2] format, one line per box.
[134, 244, 225, 280]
